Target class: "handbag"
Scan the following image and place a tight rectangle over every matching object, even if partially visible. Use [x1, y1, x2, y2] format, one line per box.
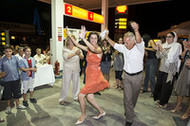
[0, 81, 4, 100]
[0, 85, 3, 100]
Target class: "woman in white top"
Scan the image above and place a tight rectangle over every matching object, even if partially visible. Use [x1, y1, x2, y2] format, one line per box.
[59, 35, 84, 105]
[153, 31, 182, 108]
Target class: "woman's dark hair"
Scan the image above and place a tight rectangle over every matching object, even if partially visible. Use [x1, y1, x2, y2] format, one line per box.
[87, 32, 101, 46]
[101, 39, 110, 48]
[167, 32, 175, 38]
[142, 34, 151, 47]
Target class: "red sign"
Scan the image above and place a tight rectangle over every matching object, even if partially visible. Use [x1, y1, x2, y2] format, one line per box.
[88, 12, 94, 21]
[58, 27, 62, 41]
[64, 3, 104, 24]
[116, 5, 128, 14]
[65, 4, 72, 15]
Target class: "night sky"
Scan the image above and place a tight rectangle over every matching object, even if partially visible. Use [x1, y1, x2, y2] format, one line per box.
[128, 0, 190, 38]
[0, 0, 189, 40]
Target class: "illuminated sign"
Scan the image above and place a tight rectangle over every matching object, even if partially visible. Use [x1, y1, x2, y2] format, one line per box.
[2, 42, 6, 45]
[119, 26, 127, 29]
[119, 22, 127, 25]
[1, 32, 5, 36]
[0, 31, 6, 45]
[119, 18, 127, 22]
[64, 3, 104, 24]
[88, 12, 94, 21]
[11, 36, 15, 40]
[116, 5, 128, 13]
[1, 37, 5, 41]
[115, 18, 127, 29]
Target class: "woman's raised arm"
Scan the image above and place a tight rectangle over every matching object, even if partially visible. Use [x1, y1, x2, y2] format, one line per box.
[65, 26, 88, 52]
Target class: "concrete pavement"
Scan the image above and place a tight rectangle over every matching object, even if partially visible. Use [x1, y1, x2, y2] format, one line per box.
[0, 68, 189, 126]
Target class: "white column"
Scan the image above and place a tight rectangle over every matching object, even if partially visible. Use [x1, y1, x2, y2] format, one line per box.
[50, 0, 64, 70]
[101, 0, 109, 32]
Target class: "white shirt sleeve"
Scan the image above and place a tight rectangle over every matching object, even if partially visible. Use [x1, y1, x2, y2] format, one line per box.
[39, 54, 45, 59]
[135, 40, 145, 53]
[114, 43, 125, 53]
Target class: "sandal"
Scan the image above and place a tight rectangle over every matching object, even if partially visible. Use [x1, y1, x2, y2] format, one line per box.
[60, 101, 65, 105]
[180, 114, 190, 120]
[170, 106, 182, 113]
[115, 85, 119, 89]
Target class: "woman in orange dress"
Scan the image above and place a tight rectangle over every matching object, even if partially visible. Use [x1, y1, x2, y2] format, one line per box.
[66, 26, 109, 125]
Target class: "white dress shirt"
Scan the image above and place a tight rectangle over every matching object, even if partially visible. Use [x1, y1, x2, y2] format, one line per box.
[114, 41, 145, 74]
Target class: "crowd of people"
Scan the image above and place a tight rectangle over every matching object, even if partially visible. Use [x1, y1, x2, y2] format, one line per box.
[62, 22, 190, 125]
[0, 45, 51, 122]
[0, 21, 190, 126]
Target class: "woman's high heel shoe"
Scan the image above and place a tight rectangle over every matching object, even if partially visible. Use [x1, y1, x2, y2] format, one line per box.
[157, 103, 168, 109]
[0, 118, 5, 122]
[170, 107, 182, 113]
[75, 116, 87, 125]
[92, 112, 106, 119]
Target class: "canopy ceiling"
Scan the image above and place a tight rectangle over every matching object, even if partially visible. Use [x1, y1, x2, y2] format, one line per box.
[37, 0, 170, 10]
[158, 21, 190, 37]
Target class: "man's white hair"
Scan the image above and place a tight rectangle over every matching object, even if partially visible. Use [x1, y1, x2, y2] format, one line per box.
[124, 32, 135, 42]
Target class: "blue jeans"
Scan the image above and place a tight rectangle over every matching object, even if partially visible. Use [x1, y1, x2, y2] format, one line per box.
[143, 58, 158, 93]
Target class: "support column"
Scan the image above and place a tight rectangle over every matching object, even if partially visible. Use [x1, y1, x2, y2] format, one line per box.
[101, 0, 109, 32]
[5, 30, 10, 45]
[51, 0, 64, 70]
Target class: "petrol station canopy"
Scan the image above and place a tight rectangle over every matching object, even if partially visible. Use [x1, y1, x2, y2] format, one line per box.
[38, 0, 170, 10]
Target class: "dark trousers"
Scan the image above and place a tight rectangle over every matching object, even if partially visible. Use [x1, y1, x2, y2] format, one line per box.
[153, 71, 174, 105]
[143, 58, 158, 93]
[115, 70, 123, 81]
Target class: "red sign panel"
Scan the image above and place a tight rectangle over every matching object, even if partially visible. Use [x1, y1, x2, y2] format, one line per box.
[58, 27, 62, 41]
[65, 4, 72, 15]
[64, 3, 104, 24]
[88, 12, 94, 21]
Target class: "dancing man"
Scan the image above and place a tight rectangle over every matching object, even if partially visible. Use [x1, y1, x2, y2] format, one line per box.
[106, 22, 145, 126]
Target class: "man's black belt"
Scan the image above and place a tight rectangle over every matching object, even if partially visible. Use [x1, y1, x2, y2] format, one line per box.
[124, 70, 143, 76]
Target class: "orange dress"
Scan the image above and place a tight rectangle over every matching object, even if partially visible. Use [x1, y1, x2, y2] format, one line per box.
[80, 51, 110, 94]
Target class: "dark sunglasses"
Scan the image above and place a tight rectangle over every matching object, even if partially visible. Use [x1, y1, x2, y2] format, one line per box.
[166, 36, 173, 38]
